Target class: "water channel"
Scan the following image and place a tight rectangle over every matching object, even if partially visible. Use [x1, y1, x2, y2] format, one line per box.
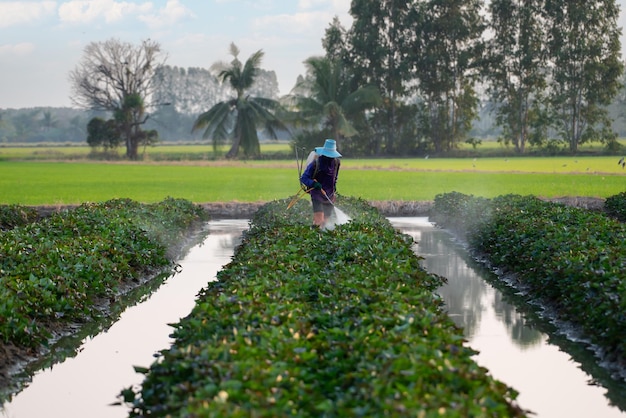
[1, 218, 625, 417]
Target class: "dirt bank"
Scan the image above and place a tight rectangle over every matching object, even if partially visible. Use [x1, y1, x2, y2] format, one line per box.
[32, 197, 605, 220]
[201, 197, 606, 217]
[32, 200, 436, 219]
[196, 200, 437, 218]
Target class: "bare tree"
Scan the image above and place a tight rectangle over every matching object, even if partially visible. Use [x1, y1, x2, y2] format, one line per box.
[69, 38, 167, 159]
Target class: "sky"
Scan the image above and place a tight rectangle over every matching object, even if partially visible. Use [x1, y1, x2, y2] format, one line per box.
[0, 0, 352, 109]
[1, 0, 626, 109]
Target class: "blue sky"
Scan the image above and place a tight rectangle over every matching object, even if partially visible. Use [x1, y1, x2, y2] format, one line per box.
[1, 0, 626, 109]
[0, 0, 352, 108]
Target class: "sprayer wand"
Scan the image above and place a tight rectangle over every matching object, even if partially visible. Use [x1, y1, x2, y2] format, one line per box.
[320, 188, 335, 207]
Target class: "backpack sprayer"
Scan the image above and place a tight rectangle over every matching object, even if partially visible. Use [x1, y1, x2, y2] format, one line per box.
[287, 146, 338, 209]
[287, 146, 312, 209]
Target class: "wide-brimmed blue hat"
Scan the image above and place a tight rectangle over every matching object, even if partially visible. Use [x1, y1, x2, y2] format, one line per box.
[315, 139, 342, 158]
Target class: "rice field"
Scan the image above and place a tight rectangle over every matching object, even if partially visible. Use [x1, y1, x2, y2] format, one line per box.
[0, 158, 624, 205]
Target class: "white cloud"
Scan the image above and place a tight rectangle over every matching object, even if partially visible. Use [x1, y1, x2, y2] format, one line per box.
[0, 42, 36, 56]
[298, 0, 324, 9]
[139, 0, 195, 29]
[298, 0, 351, 13]
[0, 1, 57, 28]
[58, 0, 152, 25]
[252, 11, 331, 35]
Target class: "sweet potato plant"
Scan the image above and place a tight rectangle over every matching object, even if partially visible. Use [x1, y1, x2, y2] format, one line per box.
[0, 204, 38, 231]
[121, 196, 525, 417]
[431, 192, 626, 371]
[605, 191, 626, 221]
[0, 198, 209, 349]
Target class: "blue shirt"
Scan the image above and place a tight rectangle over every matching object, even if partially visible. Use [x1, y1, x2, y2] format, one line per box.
[300, 156, 340, 202]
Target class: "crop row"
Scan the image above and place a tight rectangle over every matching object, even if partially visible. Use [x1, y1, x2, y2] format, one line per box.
[430, 192, 626, 371]
[120, 196, 525, 417]
[0, 198, 209, 349]
[0, 204, 39, 231]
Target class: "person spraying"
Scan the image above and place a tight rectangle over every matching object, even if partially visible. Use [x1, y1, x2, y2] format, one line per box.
[300, 139, 341, 228]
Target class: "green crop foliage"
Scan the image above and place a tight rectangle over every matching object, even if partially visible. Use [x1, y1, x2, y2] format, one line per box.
[432, 193, 626, 366]
[605, 192, 626, 221]
[0, 198, 208, 349]
[120, 196, 527, 417]
[0, 205, 39, 230]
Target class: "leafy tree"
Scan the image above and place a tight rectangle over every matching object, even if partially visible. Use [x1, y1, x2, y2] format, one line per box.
[0, 112, 13, 142]
[114, 93, 157, 158]
[290, 56, 381, 152]
[11, 110, 39, 142]
[87, 117, 121, 151]
[544, 0, 623, 152]
[41, 110, 58, 133]
[192, 43, 286, 158]
[323, 16, 348, 63]
[67, 113, 89, 143]
[413, 0, 486, 153]
[486, 0, 548, 153]
[346, 0, 416, 154]
[69, 38, 167, 159]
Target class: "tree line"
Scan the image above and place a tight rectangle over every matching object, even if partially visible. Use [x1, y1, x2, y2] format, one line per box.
[1, 0, 625, 159]
[0, 66, 280, 148]
[328, 0, 624, 156]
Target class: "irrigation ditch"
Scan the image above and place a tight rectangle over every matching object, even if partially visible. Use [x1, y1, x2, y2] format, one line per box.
[0, 195, 621, 417]
[2, 199, 434, 397]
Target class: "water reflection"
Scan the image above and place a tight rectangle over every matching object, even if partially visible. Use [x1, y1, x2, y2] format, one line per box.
[0, 219, 250, 418]
[390, 217, 626, 418]
[2, 218, 625, 418]
[397, 217, 544, 348]
[492, 291, 543, 349]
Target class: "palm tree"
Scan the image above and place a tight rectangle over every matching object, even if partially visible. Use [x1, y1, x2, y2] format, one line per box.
[41, 110, 58, 132]
[290, 56, 381, 146]
[192, 43, 286, 158]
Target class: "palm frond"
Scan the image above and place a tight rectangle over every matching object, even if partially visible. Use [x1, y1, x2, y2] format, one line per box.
[238, 50, 264, 92]
[341, 85, 382, 114]
[197, 43, 289, 157]
[228, 42, 240, 59]
[336, 112, 359, 138]
[192, 101, 236, 149]
[292, 56, 383, 142]
[247, 98, 289, 139]
[293, 96, 325, 122]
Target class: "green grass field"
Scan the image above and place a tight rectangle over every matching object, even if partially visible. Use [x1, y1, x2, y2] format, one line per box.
[1, 159, 624, 205]
[0, 139, 621, 162]
[344, 155, 626, 174]
[0, 143, 292, 161]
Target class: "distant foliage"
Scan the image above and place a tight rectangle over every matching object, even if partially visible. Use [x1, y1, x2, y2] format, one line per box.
[87, 116, 121, 150]
[0, 107, 89, 144]
[0, 65, 281, 144]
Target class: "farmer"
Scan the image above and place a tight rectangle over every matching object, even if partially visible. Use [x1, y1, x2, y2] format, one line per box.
[300, 139, 342, 228]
